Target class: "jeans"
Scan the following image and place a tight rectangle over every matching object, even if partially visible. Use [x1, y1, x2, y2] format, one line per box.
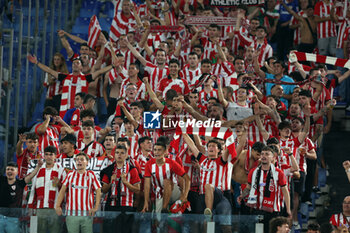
[318, 37, 337, 56]
[0, 215, 20, 233]
[37, 208, 61, 233]
[66, 216, 93, 233]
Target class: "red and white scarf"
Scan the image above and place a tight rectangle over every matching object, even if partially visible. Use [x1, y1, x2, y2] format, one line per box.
[247, 164, 279, 213]
[289, 51, 350, 68]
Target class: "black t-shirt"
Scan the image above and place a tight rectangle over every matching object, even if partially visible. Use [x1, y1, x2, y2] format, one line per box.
[0, 175, 26, 208]
[57, 73, 93, 83]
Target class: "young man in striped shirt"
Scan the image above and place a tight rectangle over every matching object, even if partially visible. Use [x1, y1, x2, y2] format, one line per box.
[76, 120, 105, 158]
[142, 142, 190, 213]
[28, 146, 66, 233]
[55, 152, 102, 233]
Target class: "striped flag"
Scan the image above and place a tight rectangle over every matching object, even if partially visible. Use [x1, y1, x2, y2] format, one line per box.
[88, 15, 102, 49]
[289, 51, 350, 69]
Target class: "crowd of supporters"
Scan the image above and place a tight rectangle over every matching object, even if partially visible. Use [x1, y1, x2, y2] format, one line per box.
[1, 0, 350, 232]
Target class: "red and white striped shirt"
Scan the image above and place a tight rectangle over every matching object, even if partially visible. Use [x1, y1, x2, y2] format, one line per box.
[314, 1, 337, 38]
[337, 20, 350, 49]
[198, 89, 218, 106]
[119, 133, 140, 159]
[237, 31, 273, 67]
[44, 73, 61, 98]
[76, 140, 105, 158]
[289, 136, 315, 173]
[224, 72, 239, 91]
[247, 119, 278, 143]
[200, 37, 225, 60]
[62, 170, 101, 216]
[178, 147, 200, 193]
[58, 73, 92, 118]
[28, 163, 66, 209]
[74, 126, 101, 142]
[144, 62, 169, 91]
[134, 151, 154, 176]
[116, 49, 136, 69]
[198, 153, 227, 194]
[119, 78, 146, 100]
[147, 33, 166, 51]
[280, 137, 302, 158]
[180, 64, 201, 86]
[109, 0, 136, 42]
[102, 162, 140, 207]
[289, 10, 306, 46]
[35, 124, 61, 154]
[330, 213, 350, 228]
[17, 149, 43, 178]
[144, 158, 185, 199]
[157, 77, 190, 98]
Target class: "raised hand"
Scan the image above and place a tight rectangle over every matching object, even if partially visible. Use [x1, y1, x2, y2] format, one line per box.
[27, 54, 38, 64]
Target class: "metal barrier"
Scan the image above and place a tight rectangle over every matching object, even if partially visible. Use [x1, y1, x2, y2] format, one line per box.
[0, 208, 262, 233]
[0, 0, 82, 171]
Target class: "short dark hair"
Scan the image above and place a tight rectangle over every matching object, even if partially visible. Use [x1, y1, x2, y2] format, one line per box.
[273, 60, 286, 70]
[44, 145, 57, 154]
[256, 25, 267, 33]
[169, 58, 180, 67]
[208, 97, 219, 103]
[237, 4, 248, 14]
[80, 43, 90, 49]
[269, 216, 289, 233]
[75, 152, 89, 161]
[307, 222, 320, 231]
[209, 24, 221, 31]
[82, 120, 94, 128]
[117, 137, 131, 146]
[43, 106, 58, 118]
[7, 161, 18, 168]
[207, 139, 222, 153]
[292, 117, 305, 125]
[26, 132, 39, 141]
[83, 94, 96, 104]
[252, 142, 265, 153]
[266, 137, 279, 145]
[317, 64, 328, 71]
[166, 89, 178, 101]
[278, 121, 292, 131]
[130, 101, 144, 109]
[201, 59, 212, 65]
[116, 144, 127, 152]
[129, 63, 139, 70]
[154, 142, 167, 150]
[150, 19, 161, 25]
[80, 109, 96, 120]
[188, 52, 199, 59]
[299, 89, 312, 98]
[193, 44, 204, 53]
[157, 136, 170, 146]
[138, 136, 151, 146]
[309, 68, 319, 76]
[234, 56, 244, 64]
[76, 92, 86, 99]
[156, 48, 166, 56]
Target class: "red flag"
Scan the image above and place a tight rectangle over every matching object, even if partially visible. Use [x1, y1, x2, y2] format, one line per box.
[88, 15, 102, 49]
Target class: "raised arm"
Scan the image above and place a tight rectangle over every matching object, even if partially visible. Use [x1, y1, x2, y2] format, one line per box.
[255, 115, 270, 141]
[281, 1, 302, 21]
[143, 77, 164, 111]
[182, 133, 200, 157]
[193, 134, 206, 155]
[217, 77, 229, 108]
[253, 50, 266, 79]
[24, 159, 43, 183]
[118, 98, 139, 129]
[338, 69, 350, 83]
[179, 96, 208, 122]
[16, 134, 26, 156]
[58, 30, 74, 59]
[27, 55, 59, 78]
[127, 39, 147, 66]
[91, 65, 113, 80]
[298, 106, 311, 144]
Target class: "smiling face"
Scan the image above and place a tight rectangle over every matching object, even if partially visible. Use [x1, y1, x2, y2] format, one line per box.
[291, 118, 303, 132]
[237, 88, 248, 102]
[289, 103, 301, 117]
[154, 145, 166, 161]
[279, 127, 291, 139]
[273, 63, 284, 76]
[234, 59, 245, 74]
[169, 62, 180, 76]
[156, 50, 166, 65]
[6, 166, 18, 180]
